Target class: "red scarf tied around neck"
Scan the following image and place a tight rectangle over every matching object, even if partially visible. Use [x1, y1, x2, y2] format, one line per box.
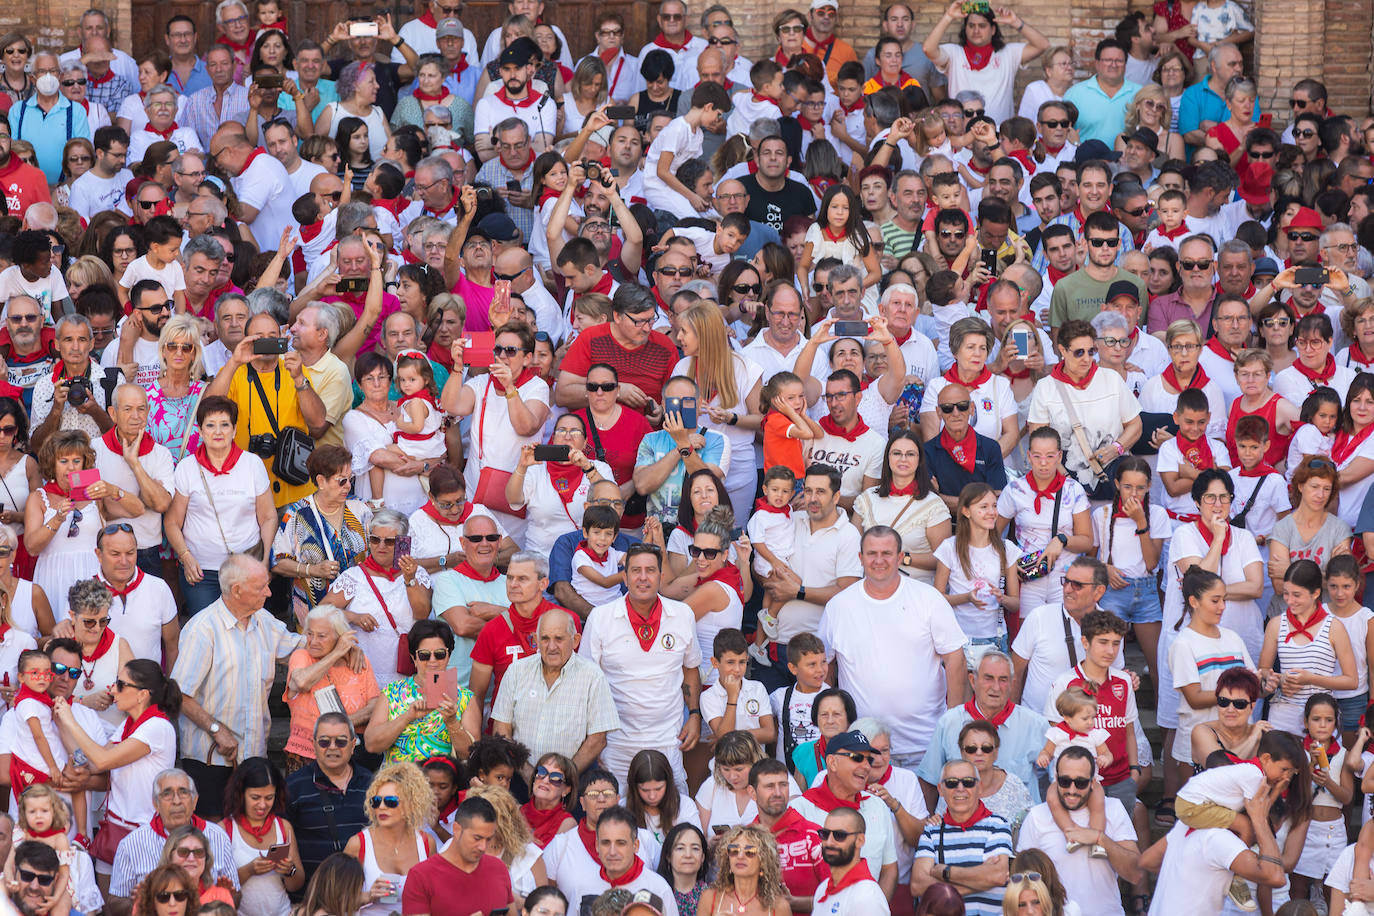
[1284, 605, 1328, 643]
[521, 801, 570, 848]
[1294, 355, 1337, 386]
[1175, 434, 1215, 470]
[818, 413, 870, 443]
[941, 427, 978, 473]
[964, 699, 1016, 727]
[1027, 473, 1066, 514]
[1163, 362, 1209, 393]
[1050, 361, 1097, 390]
[963, 44, 994, 70]
[1196, 518, 1233, 554]
[627, 598, 663, 652]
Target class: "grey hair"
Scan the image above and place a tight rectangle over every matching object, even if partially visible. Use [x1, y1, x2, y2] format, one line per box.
[184, 234, 225, 263]
[1207, 44, 1238, 67]
[143, 84, 178, 110]
[152, 768, 197, 803]
[214, 0, 247, 22]
[423, 105, 453, 125]
[879, 282, 919, 308]
[747, 118, 782, 143]
[32, 51, 59, 71]
[1218, 238, 1252, 262]
[302, 300, 342, 348]
[335, 201, 374, 239]
[1224, 76, 1256, 101]
[976, 649, 1013, 673]
[304, 603, 351, 638]
[197, 197, 228, 224]
[942, 758, 980, 780]
[218, 553, 267, 594]
[336, 61, 371, 101]
[370, 508, 410, 536]
[314, 710, 357, 740]
[826, 262, 864, 289]
[1321, 222, 1356, 247]
[0, 526, 17, 552]
[113, 382, 150, 411]
[1091, 309, 1131, 336]
[493, 117, 530, 141]
[423, 224, 453, 245]
[247, 287, 290, 325]
[536, 607, 579, 638]
[55, 313, 92, 337]
[80, 8, 111, 26]
[62, 62, 88, 77]
[954, 89, 986, 106]
[850, 716, 891, 743]
[415, 154, 454, 185]
[383, 310, 422, 338]
[215, 292, 250, 319]
[508, 551, 549, 579]
[69, 578, 113, 616]
[866, 90, 900, 128]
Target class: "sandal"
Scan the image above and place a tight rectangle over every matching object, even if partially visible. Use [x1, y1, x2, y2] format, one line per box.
[1154, 796, 1176, 828]
[1127, 893, 1150, 916]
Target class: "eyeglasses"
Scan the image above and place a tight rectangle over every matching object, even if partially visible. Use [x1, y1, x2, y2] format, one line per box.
[463, 533, 501, 543]
[61, 78, 88, 88]
[597, 27, 623, 36]
[1010, 872, 1043, 884]
[938, 401, 971, 414]
[659, 11, 683, 19]
[1067, 347, 1097, 359]
[9, 314, 38, 324]
[316, 736, 352, 748]
[687, 545, 722, 559]
[942, 777, 978, 789]
[731, 282, 762, 296]
[50, 663, 79, 679]
[822, 390, 859, 402]
[114, 678, 139, 693]
[553, 427, 584, 439]
[777, 23, 805, 34]
[1216, 695, 1252, 709]
[962, 743, 996, 754]
[726, 844, 760, 857]
[1199, 493, 1233, 505]
[583, 788, 618, 801]
[1294, 129, 1317, 139]
[491, 345, 529, 358]
[817, 828, 862, 841]
[1261, 317, 1290, 329]
[1056, 775, 1092, 789]
[1287, 232, 1319, 243]
[1039, 118, 1070, 129]
[707, 36, 737, 46]
[220, 13, 248, 25]
[1097, 336, 1132, 349]
[18, 870, 56, 887]
[369, 795, 401, 809]
[624, 314, 655, 329]
[534, 766, 566, 784]
[938, 230, 966, 239]
[585, 382, 619, 393]
[173, 847, 207, 860]
[1249, 149, 1275, 159]
[1087, 237, 1120, 248]
[1326, 242, 1360, 254]
[1169, 342, 1201, 352]
[1060, 577, 1095, 590]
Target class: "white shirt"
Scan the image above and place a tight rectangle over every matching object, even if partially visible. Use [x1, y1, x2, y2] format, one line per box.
[792, 789, 898, 875]
[1163, 523, 1264, 655]
[0, 264, 68, 317]
[99, 570, 177, 664]
[743, 333, 809, 386]
[1127, 332, 1170, 377]
[284, 158, 326, 198]
[996, 475, 1091, 576]
[1093, 502, 1170, 579]
[1273, 363, 1356, 413]
[392, 17, 479, 69]
[818, 577, 967, 757]
[896, 332, 941, 383]
[100, 330, 162, 388]
[581, 595, 700, 746]
[541, 823, 667, 912]
[804, 424, 885, 500]
[514, 458, 615, 556]
[233, 151, 295, 253]
[407, 504, 506, 563]
[1336, 425, 1374, 526]
[642, 117, 702, 197]
[121, 255, 186, 297]
[812, 874, 892, 916]
[1155, 435, 1229, 517]
[1147, 823, 1249, 916]
[1018, 797, 1137, 916]
[932, 538, 1017, 638]
[67, 167, 133, 221]
[774, 512, 864, 643]
[1027, 369, 1141, 487]
[1227, 469, 1288, 541]
[172, 450, 271, 570]
[463, 373, 551, 493]
[92, 433, 176, 549]
[937, 42, 1027, 124]
[127, 125, 202, 164]
[473, 91, 556, 146]
[726, 92, 782, 140]
[700, 677, 770, 739]
[640, 35, 709, 91]
[104, 712, 177, 824]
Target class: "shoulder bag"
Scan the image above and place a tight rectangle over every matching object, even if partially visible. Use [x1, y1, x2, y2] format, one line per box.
[249, 365, 313, 487]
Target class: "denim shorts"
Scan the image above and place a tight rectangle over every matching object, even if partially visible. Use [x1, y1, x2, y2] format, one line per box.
[964, 633, 1010, 670]
[1338, 692, 1370, 731]
[1097, 574, 1163, 624]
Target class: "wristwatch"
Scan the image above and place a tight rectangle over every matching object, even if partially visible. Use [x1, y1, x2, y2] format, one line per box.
[438, 554, 448, 569]
[677, 445, 693, 457]
[797, 585, 807, 602]
[209, 722, 222, 735]
[1054, 533, 1069, 547]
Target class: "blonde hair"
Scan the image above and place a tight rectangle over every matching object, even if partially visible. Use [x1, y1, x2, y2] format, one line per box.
[681, 301, 740, 410]
[1002, 873, 1056, 916]
[1164, 318, 1202, 349]
[65, 255, 115, 294]
[1125, 83, 1168, 133]
[18, 785, 70, 835]
[466, 785, 533, 866]
[159, 312, 206, 379]
[710, 825, 786, 908]
[365, 763, 435, 834]
[1054, 685, 1097, 720]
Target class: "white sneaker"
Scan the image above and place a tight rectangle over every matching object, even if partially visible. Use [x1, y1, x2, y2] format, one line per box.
[1343, 901, 1371, 916]
[1065, 840, 1084, 853]
[747, 643, 770, 667]
[1227, 877, 1257, 911]
[758, 610, 780, 640]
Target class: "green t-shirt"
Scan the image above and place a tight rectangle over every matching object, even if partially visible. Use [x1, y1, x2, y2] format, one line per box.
[1048, 268, 1148, 330]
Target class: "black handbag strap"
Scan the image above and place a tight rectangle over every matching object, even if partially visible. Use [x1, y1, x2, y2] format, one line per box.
[584, 411, 607, 462]
[247, 365, 283, 438]
[1230, 475, 1267, 530]
[1062, 607, 1078, 667]
[781, 684, 797, 773]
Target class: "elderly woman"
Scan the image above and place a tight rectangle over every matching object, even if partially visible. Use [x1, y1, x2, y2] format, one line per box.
[25, 430, 143, 621]
[1204, 76, 1259, 167]
[937, 720, 1033, 832]
[364, 618, 479, 762]
[790, 687, 856, 790]
[852, 431, 951, 585]
[922, 318, 1020, 455]
[1091, 310, 1146, 399]
[391, 54, 473, 145]
[146, 314, 208, 457]
[61, 579, 136, 725]
[1189, 667, 1270, 764]
[343, 762, 436, 916]
[0, 32, 32, 107]
[1017, 45, 1072, 122]
[1138, 318, 1229, 447]
[1028, 319, 1143, 499]
[284, 605, 380, 770]
[506, 414, 614, 558]
[344, 353, 427, 517]
[319, 509, 431, 687]
[771, 9, 808, 66]
[127, 84, 201, 163]
[272, 445, 370, 621]
[697, 824, 789, 916]
[116, 49, 173, 134]
[1221, 348, 1298, 469]
[1117, 83, 1184, 162]
[166, 396, 277, 614]
[317, 62, 391, 160]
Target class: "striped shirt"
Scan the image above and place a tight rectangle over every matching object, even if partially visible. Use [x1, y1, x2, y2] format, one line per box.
[110, 820, 237, 897]
[915, 814, 1013, 916]
[170, 599, 302, 762]
[490, 652, 621, 762]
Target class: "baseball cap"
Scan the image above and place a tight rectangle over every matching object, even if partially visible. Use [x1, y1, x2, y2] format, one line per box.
[498, 36, 538, 68]
[435, 17, 464, 39]
[827, 729, 876, 756]
[1105, 280, 1140, 305]
[1253, 257, 1281, 279]
[1074, 139, 1122, 164]
[810, 0, 838, 10]
[622, 891, 667, 916]
[475, 212, 520, 242]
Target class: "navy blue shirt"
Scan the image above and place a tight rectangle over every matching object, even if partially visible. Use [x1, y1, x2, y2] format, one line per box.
[924, 431, 1007, 499]
[285, 760, 374, 877]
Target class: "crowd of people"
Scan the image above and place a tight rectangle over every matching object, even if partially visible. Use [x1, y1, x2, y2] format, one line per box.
[0, 1, 1373, 916]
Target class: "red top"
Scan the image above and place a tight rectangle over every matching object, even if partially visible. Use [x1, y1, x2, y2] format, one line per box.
[760, 808, 829, 899]
[400, 853, 511, 916]
[1062, 665, 1134, 785]
[561, 325, 678, 406]
[470, 600, 577, 697]
[1226, 393, 1292, 468]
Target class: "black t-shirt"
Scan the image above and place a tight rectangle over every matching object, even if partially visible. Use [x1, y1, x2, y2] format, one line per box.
[327, 57, 403, 118]
[740, 175, 816, 232]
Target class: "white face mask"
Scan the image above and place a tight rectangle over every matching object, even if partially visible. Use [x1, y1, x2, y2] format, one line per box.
[35, 73, 59, 96]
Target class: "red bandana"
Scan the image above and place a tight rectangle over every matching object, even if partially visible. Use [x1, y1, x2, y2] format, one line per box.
[802, 779, 865, 812]
[102, 570, 146, 602]
[1239, 463, 1279, 478]
[421, 499, 471, 528]
[753, 497, 790, 516]
[495, 87, 538, 109]
[1285, 606, 1328, 643]
[773, 47, 792, 66]
[821, 225, 847, 243]
[412, 87, 448, 104]
[1162, 362, 1209, 393]
[151, 814, 207, 839]
[490, 367, 537, 396]
[1196, 519, 1233, 554]
[652, 31, 694, 51]
[963, 44, 994, 70]
[1350, 345, 1374, 367]
[945, 365, 992, 388]
[1303, 734, 1340, 757]
[87, 68, 116, 87]
[545, 461, 585, 505]
[145, 122, 180, 141]
[1007, 148, 1036, 176]
[1027, 473, 1066, 514]
[817, 861, 876, 902]
[577, 540, 609, 564]
[1205, 338, 1236, 362]
[627, 598, 663, 651]
[425, 189, 461, 219]
[576, 819, 598, 859]
[1294, 355, 1337, 386]
[1050, 361, 1097, 390]
[419, 10, 438, 26]
[82, 627, 116, 664]
[449, 57, 469, 79]
[117, 702, 168, 744]
[1046, 264, 1070, 285]
[697, 565, 743, 601]
[360, 555, 401, 582]
[1334, 423, 1374, 465]
[233, 815, 279, 842]
[1159, 223, 1190, 241]
[195, 443, 243, 476]
[102, 427, 154, 457]
[1175, 434, 1215, 470]
[942, 800, 995, 829]
[965, 700, 1015, 727]
[599, 857, 645, 887]
[941, 427, 978, 473]
[454, 560, 500, 583]
[15, 684, 53, 707]
[217, 34, 254, 54]
[522, 801, 570, 848]
[750, 90, 776, 107]
[818, 413, 870, 443]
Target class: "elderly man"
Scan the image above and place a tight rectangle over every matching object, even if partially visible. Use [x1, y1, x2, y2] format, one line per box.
[742, 283, 808, 383]
[59, 9, 139, 86]
[209, 125, 294, 252]
[80, 36, 135, 115]
[1178, 45, 1252, 150]
[1147, 235, 1218, 336]
[171, 554, 302, 816]
[911, 760, 1011, 915]
[183, 237, 232, 322]
[288, 303, 351, 450]
[284, 711, 373, 878]
[0, 295, 55, 411]
[76, 522, 178, 671]
[924, 382, 1008, 510]
[182, 46, 249, 150]
[492, 608, 619, 772]
[29, 314, 112, 450]
[917, 651, 1049, 811]
[467, 551, 571, 713]
[432, 514, 507, 688]
[0, 120, 51, 218]
[9, 51, 89, 184]
[203, 292, 249, 376]
[581, 543, 701, 789]
[401, 154, 461, 226]
[474, 118, 538, 241]
[1319, 222, 1371, 311]
[310, 234, 400, 357]
[1017, 747, 1142, 916]
[820, 527, 967, 767]
[108, 768, 238, 914]
[89, 384, 176, 581]
[879, 171, 926, 265]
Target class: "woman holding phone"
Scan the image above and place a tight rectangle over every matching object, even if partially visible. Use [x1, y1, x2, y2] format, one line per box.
[505, 414, 614, 557]
[364, 619, 479, 762]
[221, 757, 306, 916]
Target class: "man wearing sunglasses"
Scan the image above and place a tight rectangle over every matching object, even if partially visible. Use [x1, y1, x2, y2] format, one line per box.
[1019, 747, 1142, 915]
[429, 514, 505, 688]
[0, 294, 55, 413]
[924, 382, 1007, 509]
[911, 759, 1012, 911]
[1280, 79, 1328, 145]
[10, 843, 67, 916]
[1048, 211, 1145, 333]
[391, 0, 479, 70]
[812, 807, 890, 914]
[285, 712, 373, 879]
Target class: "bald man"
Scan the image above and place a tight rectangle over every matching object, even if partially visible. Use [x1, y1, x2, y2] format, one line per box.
[208, 124, 294, 251]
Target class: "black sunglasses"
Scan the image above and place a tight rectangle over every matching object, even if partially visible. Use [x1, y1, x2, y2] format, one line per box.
[962, 108, 983, 118]
[732, 282, 762, 296]
[463, 533, 501, 543]
[534, 765, 567, 784]
[817, 828, 861, 841]
[491, 345, 528, 357]
[962, 743, 996, 754]
[939, 401, 971, 414]
[155, 892, 189, 904]
[18, 870, 55, 887]
[943, 777, 978, 788]
[1056, 775, 1092, 789]
[687, 545, 723, 559]
[316, 736, 352, 748]
[585, 382, 619, 393]
[1039, 118, 1070, 129]
[1087, 237, 1120, 248]
[414, 648, 449, 661]
[1288, 232, 1319, 242]
[1216, 696, 1252, 709]
[61, 78, 87, 87]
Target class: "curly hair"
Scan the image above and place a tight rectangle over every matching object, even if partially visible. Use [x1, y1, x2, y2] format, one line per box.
[709, 825, 785, 908]
[366, 762, 436, 834]
[37, 429, 95, 482]
[465, 785, 532, 866]
[136, 864, 199, 916]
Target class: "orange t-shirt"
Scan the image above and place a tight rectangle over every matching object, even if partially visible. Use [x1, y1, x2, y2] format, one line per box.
[763, 411, 805, 477]
[283, 648, 382, 757]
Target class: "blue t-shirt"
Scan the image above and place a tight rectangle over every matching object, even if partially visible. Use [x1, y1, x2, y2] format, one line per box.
[635, 428, 729, 526]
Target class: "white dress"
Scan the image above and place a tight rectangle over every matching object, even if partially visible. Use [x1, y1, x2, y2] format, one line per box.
[328, 565, 433, 686]
[391, 398, 446, 462]
[358, 827, 428, 916]
[231, 819, 291, 916]
[344, 409, 426, 515]
[33, 490, 102, 622]
[6, 580, 42, 641]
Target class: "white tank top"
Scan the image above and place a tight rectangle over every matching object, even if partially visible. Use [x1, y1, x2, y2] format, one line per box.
[358, 827, 428, 916]
[231, 819, 291, 916]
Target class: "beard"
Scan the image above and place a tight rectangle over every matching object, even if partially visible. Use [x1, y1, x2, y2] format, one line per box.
[821, 843, 856, 867]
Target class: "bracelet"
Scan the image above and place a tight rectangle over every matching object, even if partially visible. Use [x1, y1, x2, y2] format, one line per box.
[1112, 440, 1125, 456]
[1135, 526, 1149, 535]
[1258, 854, 1283, 867]
[725, 701, 736, 706]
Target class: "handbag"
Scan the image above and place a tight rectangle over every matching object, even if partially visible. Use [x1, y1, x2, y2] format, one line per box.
[89, 813, 134, 865]
[248, 365, 313, 487]
[1054, 378, 1110, 487]
[362, 567, 415, 676]
[472, 380, 526, 517]
[1229, 474, 1269, 530]
[194, 461, 264, 562]
[1016, 485, 1063, 582]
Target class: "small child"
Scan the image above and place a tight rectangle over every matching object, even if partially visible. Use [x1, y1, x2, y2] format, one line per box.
[1287, 387, 1341, 480]
[10, 652, 86, 843]
[1189, 0, 1253, 59]
[747, 464, 802, 650]
[928, 270, 972, 372]
[725, 60, 783, 141]
[4, 785, 75, 916]
[642, 82, 732, 220]
[700, 629, 776, 747]
[1156, 388, 1230, 518]
[422, 756, 461, 843]
[830, 62, 868, 166]
[1143, 189, 1190, 251]
[662, 214, 751, 277]
[117, 214, 186, 312]
[768, 633, 828, 772]
[571, 505, 625, 607]
[921, 172, 973, 247]
[374, 353, 446, 500]
[253, 0, 287, 36]
[1037, 686, 1112, 858]
[760, 372, 822, 482]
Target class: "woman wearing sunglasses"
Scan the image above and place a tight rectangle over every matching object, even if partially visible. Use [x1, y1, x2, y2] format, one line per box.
[943, 719, 1033, 830]
[221, 757, 306, 916]
[343, 762, 436, 916]
[717, 259, 767, 342]
[521, 752, 576, 847]
[1117, 83, 1185, 163]
[137, 863, 200, 916]
[159, 825, 234, 907]
[364, 618, 478, 763]
[272, 445, 369, 621]
[696, 824, 787, 916]
[1188, 667, 1268, 766]
[572, 362, 653, 530]
[661, 506, 752, 686]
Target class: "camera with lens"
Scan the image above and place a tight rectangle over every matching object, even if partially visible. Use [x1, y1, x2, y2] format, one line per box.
[248, 432, 278, 458]
[582, 159, 602, 183]
[66, 377, 90, 407]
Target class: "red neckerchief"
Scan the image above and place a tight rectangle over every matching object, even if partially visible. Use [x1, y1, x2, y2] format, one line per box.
[1239, 463, 1279, 478]
[102, 427, 154, 458]
[965, 700, 1015, 727]
[760, 806, 815, 836]
[25, 827, 63, 838]
[151, 814, 206, 839]
[421, 499, 471, 528]
[818, 413, 870, 443]
[216, 34, 254, 54]
[773, 47, 791, 66]
[889, 481, 917, 497]
[412, 87, 448, 104]
[1289, 302, 1326, 320]
[803, 779, 866, 812]
[753, 497, 790, 516]
[419, 10, 439, 26]
[821, 225, 846, 243]
[963, 44, 993, 70]
[798, 114, 818, 132]
[449, 57, 469, 79]
[427, 339, 454, 370]
[537, 187, 561, 207]
[1205, 338, 1236, 362]
[892, 328, 913, 346]
[454, 560, 500, 583]
[507, 598, 560, 652]
[102, 569, 146, 603]
[1175, 433, 1215, 470]
[750, 90, 776, 107]
[817, 860, 877, 902]
[425, 188, 461, 219]
[1196, 519, 1233, 554]
[652, 30, 693, 51]
[14, 684, 53, 708]
[399, 388, 438, 411]
[546, 461, 585, 505]
[1158, 223, 1190, 241]
[1350, 344, 1374, 367]
[195, 442, 242, 476]
[840, 97, 864, 115]
[966, 159, 991, 177]
[627, 598, 663, 651]
[940, 427, 978, 473]
[577, 540, 609, 564]
[599, 857, 645, 887]
[495, 87, 538, 109]
[1163, 362, 1209, 392]
[1334, 423, 1374, 465]
[52, 360, 89, 384]
[1007, 148, 1036, 176]
[144, 121, 180, 141]
[1054, 720, 1088, 738]
[805, 27, 836, 58]
[522, 801, 570, 848]
[360, 555, 401, 582]
[1303, 734, 1340, 757]
[945, 365, 992, 388]
[1294, 355, 1337, 386]
[42, 481, 69, 500]
[574, 819, 601, 859]
[697, 564, 743, 600]
[233, 815, 279, 842]
[588, 271, 614, 297]
[1285, 606, 1328, 643]
[1050, 361, 1097, 390]
[82, 626, 116, 665]
[1027, 472, 1066, 514]
[118, 703, 167, 742]
[87, 68, 116, 86]
[942, 800, 994, 829]
[490, 366, 537, 396]
[1046, 264, 1070, 285]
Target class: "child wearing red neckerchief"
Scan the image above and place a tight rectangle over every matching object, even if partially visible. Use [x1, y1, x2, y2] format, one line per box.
[1157, 388, 1230, 524]
[10, 651, 89, 845]
[9, 785, 79, 915]
[748, 466, 802, 656]
[571, 505, 625, 607]
[251, 0, 287, 39]
[371, 354, 446, 501]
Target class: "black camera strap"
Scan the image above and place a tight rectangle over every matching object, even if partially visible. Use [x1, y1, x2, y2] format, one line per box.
[247, 365, 284, 439]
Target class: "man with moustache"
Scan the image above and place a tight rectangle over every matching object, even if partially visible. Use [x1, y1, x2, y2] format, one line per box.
[813, 808, 890, 915]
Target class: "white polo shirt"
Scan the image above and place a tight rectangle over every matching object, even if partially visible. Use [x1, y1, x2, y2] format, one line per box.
[99, 570, 177, 665]
[473, 90, 556, 146]
[232, 149, 295, 253]
[541, 823, 664, 908]
[791, 789, 897, 877]
[172, 449, 271, 570]
[1018, 797, 1137, 916]
[804, 425, 885, 500]
[741, 334, 808, 386]
[896, 332, 940, 382]
[580, 595, 700, 747]
[1147, 822, 1249, 916]
[812, 872, 891, 916]
[774, 512, 864, 643]
[92, 433, 176, 550]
